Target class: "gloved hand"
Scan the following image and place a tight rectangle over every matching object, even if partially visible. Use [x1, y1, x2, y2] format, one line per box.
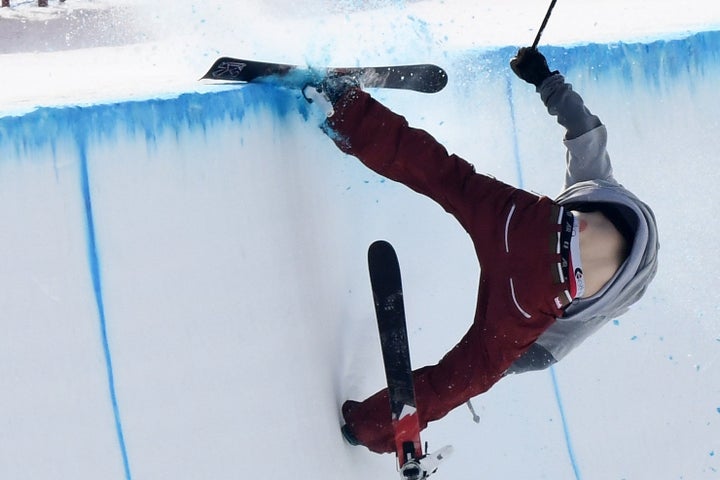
[510, 47, 559, 87]
[302, 84, 335, 117]
[302, 75, 360, 117]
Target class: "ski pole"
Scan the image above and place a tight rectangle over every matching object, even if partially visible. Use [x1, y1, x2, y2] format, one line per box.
[531, 0, 558, 49]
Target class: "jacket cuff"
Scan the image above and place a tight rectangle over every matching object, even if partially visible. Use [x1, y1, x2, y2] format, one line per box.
[505, 343, 557, 374]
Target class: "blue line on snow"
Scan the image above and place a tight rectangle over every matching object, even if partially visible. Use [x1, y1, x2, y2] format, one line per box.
[504, 73, 581, 479]
[78, 143, 133, 480]
[550, 367, 582, 479]
[504, 76, 525, 188]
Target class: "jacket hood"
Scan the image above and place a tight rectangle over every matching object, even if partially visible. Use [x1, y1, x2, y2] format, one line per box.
[556, 179, 660, 322]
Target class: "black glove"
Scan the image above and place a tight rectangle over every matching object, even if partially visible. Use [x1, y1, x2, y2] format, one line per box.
[510, 47, 559, 87]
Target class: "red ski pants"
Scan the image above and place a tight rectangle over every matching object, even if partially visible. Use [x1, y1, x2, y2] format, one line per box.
[328, 89, 572, 454]
[342, 180, 571, 454]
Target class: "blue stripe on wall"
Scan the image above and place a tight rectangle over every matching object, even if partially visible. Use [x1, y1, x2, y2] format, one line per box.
[550, 367, 582, 479]
[3, 30, 720, 153]
[77, 140, 133, 480]
[456, 29, 720, 89]
[0, 83, 297, 480]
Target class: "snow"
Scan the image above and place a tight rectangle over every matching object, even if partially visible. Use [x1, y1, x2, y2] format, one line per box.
[0, 1, 719, 479]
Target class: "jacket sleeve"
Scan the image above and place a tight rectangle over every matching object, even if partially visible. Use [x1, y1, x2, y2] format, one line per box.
[325, 88, 480, 232]
[538, 74, 617, 188]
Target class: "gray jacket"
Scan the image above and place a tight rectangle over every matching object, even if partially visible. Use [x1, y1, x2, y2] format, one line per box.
[508, 74, 660, 373]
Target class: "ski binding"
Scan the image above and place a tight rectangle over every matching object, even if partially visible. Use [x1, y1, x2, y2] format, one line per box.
[399, 445, 453, 480]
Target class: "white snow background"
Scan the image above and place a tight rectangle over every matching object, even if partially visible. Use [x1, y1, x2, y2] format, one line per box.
[1, 0, 719, 479]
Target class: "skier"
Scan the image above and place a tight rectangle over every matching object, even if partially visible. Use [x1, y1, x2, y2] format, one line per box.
[302, 47, 659, 454]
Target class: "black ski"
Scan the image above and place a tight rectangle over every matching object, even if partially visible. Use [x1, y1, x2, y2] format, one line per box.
[368, 241, 452, 480]
[201, 57, 448, 94]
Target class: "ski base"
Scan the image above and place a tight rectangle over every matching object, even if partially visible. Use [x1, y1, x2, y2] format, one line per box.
[368, 240, 423, 465]
[367, 241, 451, 479]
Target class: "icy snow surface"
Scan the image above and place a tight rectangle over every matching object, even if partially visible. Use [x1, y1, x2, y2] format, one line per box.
[1, 0, 719, 479]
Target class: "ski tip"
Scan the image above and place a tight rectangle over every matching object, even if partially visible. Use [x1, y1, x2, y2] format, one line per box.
[400, 64, 448, 94]
[427, 65, 448, 93]
[200, 57, 238, 81]
[368, 240, 397, 261]
[200, 57, 221, 80]
[369, 239, 393, 250]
